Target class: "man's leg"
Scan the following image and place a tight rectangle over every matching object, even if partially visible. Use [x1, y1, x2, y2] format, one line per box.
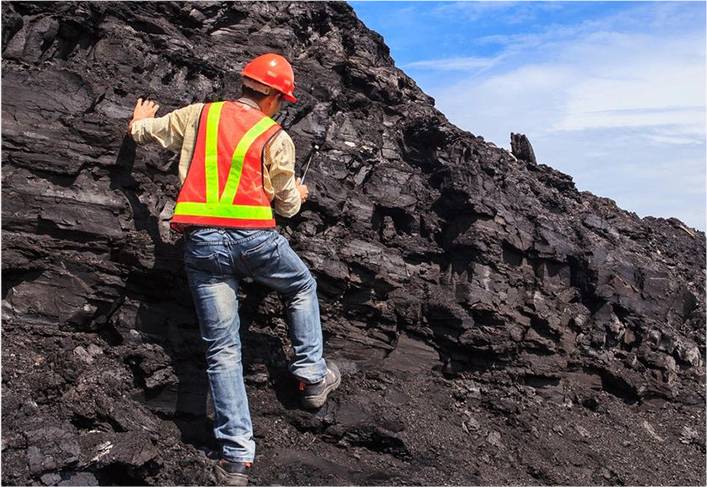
[239, 231, 328, 384]
[184, 231, 255, 464]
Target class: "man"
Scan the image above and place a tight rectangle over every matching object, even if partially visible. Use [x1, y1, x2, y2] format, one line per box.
[127, 53, 341, 486]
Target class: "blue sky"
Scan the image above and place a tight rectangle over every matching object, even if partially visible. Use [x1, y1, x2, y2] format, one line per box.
[350, 1, 706, 230]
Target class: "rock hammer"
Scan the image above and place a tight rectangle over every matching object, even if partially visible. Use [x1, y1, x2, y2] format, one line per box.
[300, 144, 319, 184]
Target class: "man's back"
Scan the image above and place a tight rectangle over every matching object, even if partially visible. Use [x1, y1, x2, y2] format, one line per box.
[170, 100, 280, 231]
[130, 98, 301, 219]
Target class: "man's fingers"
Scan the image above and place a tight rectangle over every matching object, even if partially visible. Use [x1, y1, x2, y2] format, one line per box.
[130, 98, 159, 127]
[135, 98, 159, 107]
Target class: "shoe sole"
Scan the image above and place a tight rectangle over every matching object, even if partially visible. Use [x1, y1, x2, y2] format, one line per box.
[301, 372, 341, 409]
[214, 463, 249, 486]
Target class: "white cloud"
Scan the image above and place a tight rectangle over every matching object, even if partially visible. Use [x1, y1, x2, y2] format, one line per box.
[402, 56, 499, 71]
[551, 32, 705, 138]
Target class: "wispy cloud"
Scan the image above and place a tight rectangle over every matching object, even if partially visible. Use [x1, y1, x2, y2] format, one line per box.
[402, 56, 499, 72]
[433, 6, 704, 140]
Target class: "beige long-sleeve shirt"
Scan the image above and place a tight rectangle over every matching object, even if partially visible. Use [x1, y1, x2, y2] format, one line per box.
[130, 97, 301, 217]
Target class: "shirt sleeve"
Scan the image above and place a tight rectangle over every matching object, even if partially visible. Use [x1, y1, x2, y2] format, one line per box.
[265, 130, 302, 218]
[130, 103, 201, 152]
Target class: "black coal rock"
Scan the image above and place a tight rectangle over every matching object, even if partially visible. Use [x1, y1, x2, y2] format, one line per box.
[2, 2, 704, 485]
[510, 132, 537, 164]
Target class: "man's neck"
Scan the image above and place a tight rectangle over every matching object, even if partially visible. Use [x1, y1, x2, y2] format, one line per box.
[238, 96, 261, 110]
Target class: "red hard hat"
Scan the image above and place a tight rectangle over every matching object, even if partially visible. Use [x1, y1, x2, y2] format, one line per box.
[241, 53, 297, 103]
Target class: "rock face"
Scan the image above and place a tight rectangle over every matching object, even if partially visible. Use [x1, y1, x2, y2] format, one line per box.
[510, 132, 536, 164]
[2, 2, 705, 485]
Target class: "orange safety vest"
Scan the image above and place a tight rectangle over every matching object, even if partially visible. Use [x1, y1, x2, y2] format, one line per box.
[171, 101, 282, 232]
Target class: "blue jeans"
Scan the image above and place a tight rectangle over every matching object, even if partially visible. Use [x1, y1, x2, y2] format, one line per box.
[183, 227, 328, 463]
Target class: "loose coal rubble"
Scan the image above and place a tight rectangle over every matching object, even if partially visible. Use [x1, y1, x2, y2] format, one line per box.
[2, 2, 705, 485]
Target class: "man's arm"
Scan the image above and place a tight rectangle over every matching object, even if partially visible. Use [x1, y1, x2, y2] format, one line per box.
[128, 98, 199, 151]
[266, 131, 308, 218]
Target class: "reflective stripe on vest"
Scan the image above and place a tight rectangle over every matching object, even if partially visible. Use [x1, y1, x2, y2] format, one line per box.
[173, 102, 277, 221]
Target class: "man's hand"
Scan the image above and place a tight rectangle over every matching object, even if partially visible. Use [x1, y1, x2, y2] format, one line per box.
[128, 98, 159, 132]
[296, 177, 309, 202]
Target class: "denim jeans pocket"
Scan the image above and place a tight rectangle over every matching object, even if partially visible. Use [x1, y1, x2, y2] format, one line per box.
[240, 233, 279, 275]
[184, 245, 223, 275]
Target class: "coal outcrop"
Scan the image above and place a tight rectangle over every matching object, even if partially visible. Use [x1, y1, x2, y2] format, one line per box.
[510, 133, 536, 164]
[2, 2, 705, 485]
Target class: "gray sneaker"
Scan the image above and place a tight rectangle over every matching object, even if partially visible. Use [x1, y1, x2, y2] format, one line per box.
[299, 361, 341, 409]
[213, 459, 251, 486]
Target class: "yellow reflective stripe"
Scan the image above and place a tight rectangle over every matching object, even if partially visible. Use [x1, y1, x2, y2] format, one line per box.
[219, 117, 277, 205]
[174, 201, 273, 220]
[204, 102, 225, 204]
